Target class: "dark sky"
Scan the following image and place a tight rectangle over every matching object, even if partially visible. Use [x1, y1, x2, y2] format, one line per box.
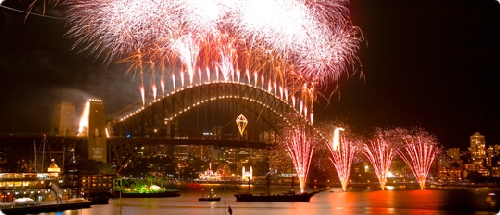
[1, 0, 499, 150]
[322, 0, 500, 149]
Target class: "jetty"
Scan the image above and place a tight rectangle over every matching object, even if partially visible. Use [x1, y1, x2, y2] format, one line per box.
[0, 200, 92, 215]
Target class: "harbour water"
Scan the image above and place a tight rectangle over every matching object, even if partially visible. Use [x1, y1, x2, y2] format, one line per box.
[14, 185, 500, 215]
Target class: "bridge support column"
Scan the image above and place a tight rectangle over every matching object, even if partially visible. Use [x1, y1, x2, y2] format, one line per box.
[85, 100, 108, 163]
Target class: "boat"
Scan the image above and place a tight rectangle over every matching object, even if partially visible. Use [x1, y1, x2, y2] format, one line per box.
[85, 191, 111, 204]
[88, 195, 110, 204]
[198, 188, 221, 202]
[234, 189, 315, 202]
[233, 175, 319, 202]
[486, 192, 498, 203]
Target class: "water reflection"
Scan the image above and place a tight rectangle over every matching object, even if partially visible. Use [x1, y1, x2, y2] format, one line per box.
[33, 186, 500, 215]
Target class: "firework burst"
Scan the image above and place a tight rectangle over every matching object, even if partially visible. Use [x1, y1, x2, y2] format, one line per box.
[64, 0, 363, 118]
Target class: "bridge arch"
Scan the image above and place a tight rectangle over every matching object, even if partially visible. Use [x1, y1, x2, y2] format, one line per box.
[110, 82, 305, 140]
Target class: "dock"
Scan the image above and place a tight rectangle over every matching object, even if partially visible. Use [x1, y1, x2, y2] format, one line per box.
[0, 201, 92, 215]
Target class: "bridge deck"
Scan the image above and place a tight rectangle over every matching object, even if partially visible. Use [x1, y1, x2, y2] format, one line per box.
[107, 137, 270, 149]
[0, 135, 270, 149]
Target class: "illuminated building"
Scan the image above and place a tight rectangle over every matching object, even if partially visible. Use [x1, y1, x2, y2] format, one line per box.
[447, 148, 461, 161]
[242, 166, 252, 181]
[47, 159, 61, 173]
[487, 145, 494, 167]
[0, 173, 65, 202]
[470, 132, 486, 160]
[492, 167, 500, 178]
[198, 163, 223, 181]
[80, 174, 114, 195]
[495, 144, 500, 156]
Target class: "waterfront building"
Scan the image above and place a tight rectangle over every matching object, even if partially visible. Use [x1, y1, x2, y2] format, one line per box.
[80, 174, 114, 197]
[197, 163, 223, 181]
[438, 167, 462, 181]
[0, 173, 63, 202]
[242, 166, 252, 181]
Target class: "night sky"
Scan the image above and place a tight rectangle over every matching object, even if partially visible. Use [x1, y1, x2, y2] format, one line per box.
[0, 0, 499, 150]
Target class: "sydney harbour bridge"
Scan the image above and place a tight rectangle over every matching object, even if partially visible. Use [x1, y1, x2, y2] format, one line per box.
[105, 81, 306, 174]
[0, 80, 309, 175]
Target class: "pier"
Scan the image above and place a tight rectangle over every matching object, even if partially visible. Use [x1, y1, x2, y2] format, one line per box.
[0, 200, 92, 215]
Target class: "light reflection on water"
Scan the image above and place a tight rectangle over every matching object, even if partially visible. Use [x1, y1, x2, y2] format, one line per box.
[34, 185, 500, 215]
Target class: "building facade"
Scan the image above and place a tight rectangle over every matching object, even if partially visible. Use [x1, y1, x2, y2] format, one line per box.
[470, 132, 486, 161]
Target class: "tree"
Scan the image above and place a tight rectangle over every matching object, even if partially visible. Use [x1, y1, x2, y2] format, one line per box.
[466, 171, 484, 183]
[80, 159, 116, 175]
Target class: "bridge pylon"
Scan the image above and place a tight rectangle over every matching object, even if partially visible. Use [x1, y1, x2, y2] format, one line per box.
[79, 100, 108, 163]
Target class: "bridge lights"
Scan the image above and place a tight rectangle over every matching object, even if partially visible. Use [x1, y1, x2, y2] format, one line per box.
[236, 114, 248, 137]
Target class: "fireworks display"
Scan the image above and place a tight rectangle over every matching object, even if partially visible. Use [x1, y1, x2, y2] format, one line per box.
[8, 0, 457, 194]
[64, 0, 363, 121]
[327, 128, 360, 191]
[362, 134, 395, 190]
[394, 128, 439, 189]
[278, 115, 316, 193]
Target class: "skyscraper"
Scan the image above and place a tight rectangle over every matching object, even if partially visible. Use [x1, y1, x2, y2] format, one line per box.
[470, 132, 486, 160]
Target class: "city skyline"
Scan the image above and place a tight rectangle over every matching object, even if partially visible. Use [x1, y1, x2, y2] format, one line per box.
[0, 0, 499, 150]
